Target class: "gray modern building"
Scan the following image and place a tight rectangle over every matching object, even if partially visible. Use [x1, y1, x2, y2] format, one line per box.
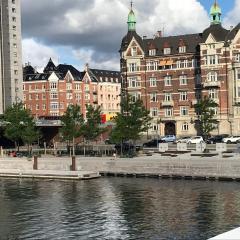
[0, 0, 23, 114]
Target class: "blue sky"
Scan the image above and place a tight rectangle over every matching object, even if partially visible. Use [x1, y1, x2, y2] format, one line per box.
[22, 0, 240, 71]
[199, 0, 235, 14]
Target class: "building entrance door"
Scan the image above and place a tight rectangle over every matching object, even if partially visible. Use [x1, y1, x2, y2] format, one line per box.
[164, 122, 176, 135]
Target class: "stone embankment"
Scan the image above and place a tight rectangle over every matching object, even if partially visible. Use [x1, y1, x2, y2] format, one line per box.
[1, 152, 240, 181]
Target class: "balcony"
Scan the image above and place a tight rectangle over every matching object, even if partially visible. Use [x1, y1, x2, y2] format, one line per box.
[191, 99, 198, 105]
[203, 81, 221, 88]
[161, 101, 174, 107]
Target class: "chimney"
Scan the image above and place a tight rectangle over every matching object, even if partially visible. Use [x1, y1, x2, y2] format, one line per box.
[157, 31, 162, 38]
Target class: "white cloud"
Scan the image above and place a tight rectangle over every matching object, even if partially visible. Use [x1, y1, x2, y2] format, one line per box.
[138, 0, 209, 37]
[22, 0, 211, 72]
[22, 38, 59, 71]
[73, 49, 119, 71]
[223, 0, 240, 28]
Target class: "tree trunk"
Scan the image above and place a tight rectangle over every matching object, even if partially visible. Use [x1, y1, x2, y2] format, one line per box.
[72, 137, 75, 156]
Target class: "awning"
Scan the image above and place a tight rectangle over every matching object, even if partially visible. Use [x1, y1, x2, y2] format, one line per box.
[165, 60, 173, 65]
[159, 60, 166, 66]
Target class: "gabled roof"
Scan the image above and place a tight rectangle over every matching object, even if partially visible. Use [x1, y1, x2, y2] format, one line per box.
[120, 30, 143, 52]
[57, 64, 83, 81]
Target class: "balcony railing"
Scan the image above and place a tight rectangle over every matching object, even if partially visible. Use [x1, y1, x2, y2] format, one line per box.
[161, 101, 174, 107]
[203, 81, 221, 88]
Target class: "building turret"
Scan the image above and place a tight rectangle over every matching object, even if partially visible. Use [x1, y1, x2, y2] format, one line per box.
[127, 2, 136, 31]
[210, 0, 222, 25]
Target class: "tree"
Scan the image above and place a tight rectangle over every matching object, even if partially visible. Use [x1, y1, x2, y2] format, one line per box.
[60, 104, 84, 156]
[82, 105, 106, 142]
[3, 102, 39, 151]
[110, 95, 152, 144]
[22, 121, 40, 155]
[194, 97, 219, 139]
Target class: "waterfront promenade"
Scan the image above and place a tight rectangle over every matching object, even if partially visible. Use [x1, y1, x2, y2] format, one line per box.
[1, 151, 240, 180]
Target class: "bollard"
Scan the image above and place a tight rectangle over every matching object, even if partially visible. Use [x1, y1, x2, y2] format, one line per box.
[71, 156, 76, 171]
[33, 156, 38, 170]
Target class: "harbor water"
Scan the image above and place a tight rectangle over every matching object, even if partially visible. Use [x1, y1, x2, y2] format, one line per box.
[0, 178, 240, 240]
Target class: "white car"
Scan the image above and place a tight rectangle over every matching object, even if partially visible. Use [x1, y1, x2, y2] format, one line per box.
[176, 136, 192, 143]
[223, 136, 240, 144]
[187, 136, 204, 144]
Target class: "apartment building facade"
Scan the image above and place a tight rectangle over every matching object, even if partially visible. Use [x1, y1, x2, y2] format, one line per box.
[23, 59, 121, 119]
[120, 1, 240, 137]
[0, 0, 23, 114]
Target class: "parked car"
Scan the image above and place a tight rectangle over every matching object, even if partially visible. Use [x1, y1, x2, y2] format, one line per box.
[206, 134, 229, 144]
[222, 136, 240, 144]
[143, 139, 163, 148]
[187, 136, 204, 144]
[176, 136, 192, 143]
[161, 135, 176, 143]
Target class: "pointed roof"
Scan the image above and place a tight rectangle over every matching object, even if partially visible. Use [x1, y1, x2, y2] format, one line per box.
[210, 0, 221, 15]
[202, 24, 229, 42]
[127, 1, 136, 31]
[120, 30, 143, 52]
[43, 58, 57, 73]
[57, 64, 83, 81]
[210, 0, 222, 25]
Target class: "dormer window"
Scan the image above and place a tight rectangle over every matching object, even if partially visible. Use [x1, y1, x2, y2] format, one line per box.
[149, 49, 156, 56]
[164, 48, 171, 55]
[179, 46, 186, 53]
[131, 47, 137, 57]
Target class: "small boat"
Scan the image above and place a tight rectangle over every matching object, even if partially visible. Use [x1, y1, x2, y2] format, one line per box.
[209, 227, 240, 240]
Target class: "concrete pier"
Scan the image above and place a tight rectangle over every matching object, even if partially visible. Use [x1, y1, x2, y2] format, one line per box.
[1, 152, 240, 181]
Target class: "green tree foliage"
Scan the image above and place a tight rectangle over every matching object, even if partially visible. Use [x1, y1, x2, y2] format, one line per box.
[60, 104, 84, 155]
[194, 97, 219, 139]
[110, 96, 152, 143]
[3, 102, 39, 151]
[82, 105, 106, 142]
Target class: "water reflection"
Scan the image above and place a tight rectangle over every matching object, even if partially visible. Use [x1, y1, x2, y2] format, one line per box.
[0, 178, 240, 239]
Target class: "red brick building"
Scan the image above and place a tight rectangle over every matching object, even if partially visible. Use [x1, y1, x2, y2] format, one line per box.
[23, 59, 121, 120]
[120, 1, 240, 137]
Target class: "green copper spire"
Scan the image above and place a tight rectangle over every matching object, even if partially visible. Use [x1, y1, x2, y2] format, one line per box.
[210, 0, 222, 25]
[127, 1, 136, 31]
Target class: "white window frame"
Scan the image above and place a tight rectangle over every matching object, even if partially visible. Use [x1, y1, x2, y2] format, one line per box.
[165, 108, 173, 117]
[149, 77, 157, 87]
[180, 91, 188, 101]
[209, 89, 218, 99]
[182, 122, 189, 131]
[179, 75, 187, 85]
[129, 77, 140, 88]
[150, 92, 157, 102]
[164, 48, 171, 55]
[149, 49, 156, 56]
[164, 93, 172, 101]
[164, 76, 172, 86]
[207, 72, 218, 82]
[180, 106, 189, 116]
[179, 46, 186, 53]
[131, 47, 137, 57]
